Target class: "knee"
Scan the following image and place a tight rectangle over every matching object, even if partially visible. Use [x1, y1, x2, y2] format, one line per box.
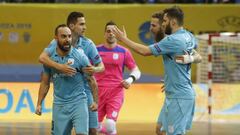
[105, 118, 116, 133]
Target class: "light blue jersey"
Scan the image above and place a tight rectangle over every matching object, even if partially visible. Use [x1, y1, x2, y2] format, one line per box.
[149, 28, 197, 99]
[76, 36, 101, 128]
[44, 47, 90, 135]
[44, 47, 90, 104]
[45, 37, 101, 95]
[150, 28, 197, 134]
[75, 36, 101, 97]
[76, 36, 102, 65]
[45, 36, 101, 129]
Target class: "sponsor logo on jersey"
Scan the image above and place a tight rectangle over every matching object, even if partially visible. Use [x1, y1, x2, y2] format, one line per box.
[67, 58, 74, 65]
[113, 53, 119, 60]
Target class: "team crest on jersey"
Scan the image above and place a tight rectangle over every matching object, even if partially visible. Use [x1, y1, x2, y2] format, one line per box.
[67, 58, 74, 65]
[113, 53, 119, 60]
[77, 48, 84, 54]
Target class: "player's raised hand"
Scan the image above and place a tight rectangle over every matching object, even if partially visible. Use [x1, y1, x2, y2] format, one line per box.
[82, 65, 95, 75]
[112, 26, 125, 41]
[90, 102, 98, 111]
[35, 105, 42, 116]
[57, 61, 76, 76]
[121, 80, 131, 89]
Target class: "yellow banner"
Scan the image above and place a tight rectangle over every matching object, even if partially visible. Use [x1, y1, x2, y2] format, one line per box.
[0, 4, 239, 80]
[0, 83, 239, 122]
[0, 83, 53, 122]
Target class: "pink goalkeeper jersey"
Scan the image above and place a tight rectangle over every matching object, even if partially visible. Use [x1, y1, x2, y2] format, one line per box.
[95, 44, 137, 87]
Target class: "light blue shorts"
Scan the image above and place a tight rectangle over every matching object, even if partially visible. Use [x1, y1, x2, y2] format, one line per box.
[52, 99, 89, 135]
[157, 98, 195, 135]
[86, 90, 99, 129]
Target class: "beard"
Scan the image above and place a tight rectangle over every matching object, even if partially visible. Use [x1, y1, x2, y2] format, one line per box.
[57, 42, 71, 52]
[165, 23, 172, 35]
[154, 28, 165, 42]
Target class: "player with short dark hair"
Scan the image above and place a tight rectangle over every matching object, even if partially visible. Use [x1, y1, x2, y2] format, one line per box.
[95, 21, 141, 135]
[36, 24, 90, 135]
[112, 6, 199, 135]
[38, 11, 104, 135]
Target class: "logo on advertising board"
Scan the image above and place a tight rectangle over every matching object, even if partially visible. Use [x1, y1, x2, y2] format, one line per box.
[8, 32, 19, 43]
[23, 32, 31, 43]
[138, 21, 155, 45]
[218, 16, 240, 28]
[0, 32, 3, 42]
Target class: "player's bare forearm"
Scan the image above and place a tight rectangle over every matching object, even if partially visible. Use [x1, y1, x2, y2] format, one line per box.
[36, 73, 50, 116]
[112, 26, 152, 56]
[87, 76, 98, 104]
[121, 37, 152, 56]
[39, 51, 61, 69]
[82, 62, 105, 75]
[192, 49, 202, 63]
[37, 82, 50, 106]
[39, 51, 76, 76]
[37, 74, 50, 106]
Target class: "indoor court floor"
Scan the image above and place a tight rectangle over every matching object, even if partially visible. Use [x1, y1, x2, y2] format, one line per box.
[0, 122, 240, 135]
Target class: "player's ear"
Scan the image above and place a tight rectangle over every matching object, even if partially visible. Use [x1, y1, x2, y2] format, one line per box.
[172, 19, 177, 26]
[69, 23, 74, 29]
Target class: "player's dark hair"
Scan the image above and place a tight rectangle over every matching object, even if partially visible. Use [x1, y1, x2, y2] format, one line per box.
[152, 11, 164, 24]
[67, 12, 84, 27]
[55, 24, 68, 36]
[105, 21, 117, 31]
[163, 6, 184, 26]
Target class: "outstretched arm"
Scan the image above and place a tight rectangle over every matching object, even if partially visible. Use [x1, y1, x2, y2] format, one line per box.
[39, 51, 76, 76]
[35, 73, 50, 116]
[112, 26, 152, 56]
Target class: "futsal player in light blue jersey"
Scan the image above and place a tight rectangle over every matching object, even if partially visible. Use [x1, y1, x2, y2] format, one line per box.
[112, 6, 200, 135]
[38, 12, 104, 135]
[35, 24, 91, 135]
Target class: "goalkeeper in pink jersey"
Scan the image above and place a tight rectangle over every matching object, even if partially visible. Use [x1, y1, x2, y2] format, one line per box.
[95, 21, 141, 135]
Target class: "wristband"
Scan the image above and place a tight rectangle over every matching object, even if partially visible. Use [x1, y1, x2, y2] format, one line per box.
[125, 77, 134, 84]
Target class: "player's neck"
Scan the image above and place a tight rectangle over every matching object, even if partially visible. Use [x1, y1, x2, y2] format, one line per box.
[56, 47, 69, 57]
[72, 33, 80, 47]
[104, 42, 117, 49]
[172, 26, 183, 34]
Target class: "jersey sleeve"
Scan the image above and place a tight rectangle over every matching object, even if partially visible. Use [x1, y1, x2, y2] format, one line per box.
[187, 31, 198, 49]
[88, 41, 102, 65]
[44, 40, 57, 56]
[149, 36, 184, 56]
[76, 50, 91, 68]
[124, 49, 137, 70]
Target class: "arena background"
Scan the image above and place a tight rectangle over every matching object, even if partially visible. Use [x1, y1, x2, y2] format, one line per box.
[0, 4, 240, 135]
